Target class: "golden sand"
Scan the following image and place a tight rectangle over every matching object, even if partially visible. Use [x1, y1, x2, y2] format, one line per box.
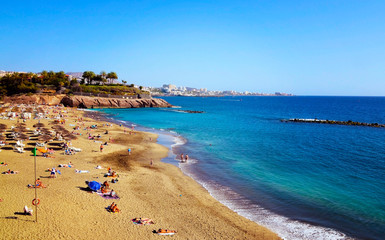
[0, 107, 280, 240]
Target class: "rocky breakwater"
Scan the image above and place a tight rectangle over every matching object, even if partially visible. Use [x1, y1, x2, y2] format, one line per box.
[282, 118, 385, 128]
[60, 95, 172, 108]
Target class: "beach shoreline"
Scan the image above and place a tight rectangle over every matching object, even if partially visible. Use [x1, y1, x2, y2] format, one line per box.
[92, 107, 354, 240]
[0, 105, 280, 239]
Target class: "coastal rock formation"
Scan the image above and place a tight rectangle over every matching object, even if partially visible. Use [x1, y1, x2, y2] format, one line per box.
[2, 94, 172, 109]
[60, 95, 172, 108]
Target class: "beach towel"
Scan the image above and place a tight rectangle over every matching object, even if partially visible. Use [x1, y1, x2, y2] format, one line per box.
[97, 192, 120, 199]
[75, 170, 89, 173]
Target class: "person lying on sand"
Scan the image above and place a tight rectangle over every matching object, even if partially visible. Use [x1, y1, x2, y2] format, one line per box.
[156, 229, 177, 234]
[109, 189, 116, 197]
[111, 178, 118, 183]
[104, 171, 118, 177]
[132, 218, 154, 225]
[58, 164, 72, 168]
[0, 162, 7, 166]
[2, 169, 19, 174]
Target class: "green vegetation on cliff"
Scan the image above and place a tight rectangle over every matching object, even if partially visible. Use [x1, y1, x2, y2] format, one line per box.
[0, 71, 148, 97]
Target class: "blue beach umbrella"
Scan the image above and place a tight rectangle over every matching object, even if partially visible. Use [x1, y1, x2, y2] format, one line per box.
[88, 181, 101, 191]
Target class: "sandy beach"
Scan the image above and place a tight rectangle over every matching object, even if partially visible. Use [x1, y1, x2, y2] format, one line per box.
[0, 106, 280, 240]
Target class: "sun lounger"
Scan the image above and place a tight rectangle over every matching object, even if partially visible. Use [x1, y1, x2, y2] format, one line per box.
[35, 142, 45, 147]
[14, 147, 25, 153]
[69, 147, 82, 152]
[16, 140, 25, 147]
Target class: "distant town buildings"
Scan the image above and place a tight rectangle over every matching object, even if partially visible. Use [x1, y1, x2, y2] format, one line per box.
[0, 70, 27, 77]
[148, 84, 294, 97]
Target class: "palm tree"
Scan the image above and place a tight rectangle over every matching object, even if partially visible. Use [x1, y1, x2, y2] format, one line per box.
[100, 71, 107, 84]
[106, 72, 118, 84]
[82, 71, 96, 84]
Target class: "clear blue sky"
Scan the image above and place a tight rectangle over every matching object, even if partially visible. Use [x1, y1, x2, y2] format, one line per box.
[1, 1, 384, 95]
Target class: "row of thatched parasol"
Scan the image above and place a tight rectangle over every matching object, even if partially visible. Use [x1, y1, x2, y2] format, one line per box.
[0, 120, 77, 143]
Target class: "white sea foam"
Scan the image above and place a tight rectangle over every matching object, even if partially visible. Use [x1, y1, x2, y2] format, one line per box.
[171, 135, 187, 147]
[178, 157, 354, 240]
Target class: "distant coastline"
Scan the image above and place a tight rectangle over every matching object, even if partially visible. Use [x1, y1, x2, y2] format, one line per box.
[152, 93, 294, 97]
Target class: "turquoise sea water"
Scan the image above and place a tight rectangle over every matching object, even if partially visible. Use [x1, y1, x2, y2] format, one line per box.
[97, 96, 385, 240]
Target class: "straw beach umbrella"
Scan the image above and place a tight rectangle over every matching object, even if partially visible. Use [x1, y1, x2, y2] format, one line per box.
[63, 134, 77, 141]
[33, 123, 45, 128]
[18, 133, 29, 141]
[39, 134, 53, 142]
[40, 128, 52, 135]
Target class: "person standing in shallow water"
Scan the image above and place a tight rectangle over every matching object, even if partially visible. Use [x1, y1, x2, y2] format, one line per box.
[180, 153, 184, 162]
[185, 154, 189, 162]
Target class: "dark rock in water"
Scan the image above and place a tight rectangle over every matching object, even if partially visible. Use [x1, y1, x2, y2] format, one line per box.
[175, 110, 204, 113]
[281, 118, 385, 128]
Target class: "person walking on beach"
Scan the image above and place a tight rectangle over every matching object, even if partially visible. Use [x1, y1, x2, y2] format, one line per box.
[100, 144, 104, 152]
[128, 148, 131, 155]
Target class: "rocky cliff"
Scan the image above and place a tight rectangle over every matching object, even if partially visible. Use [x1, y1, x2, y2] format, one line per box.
[60, 95, 172, 108]
[2, 94, 172, 109]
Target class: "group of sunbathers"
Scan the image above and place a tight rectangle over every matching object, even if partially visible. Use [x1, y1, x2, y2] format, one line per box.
[88, 133, 101, 140]
[105, 168, 118, 178]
